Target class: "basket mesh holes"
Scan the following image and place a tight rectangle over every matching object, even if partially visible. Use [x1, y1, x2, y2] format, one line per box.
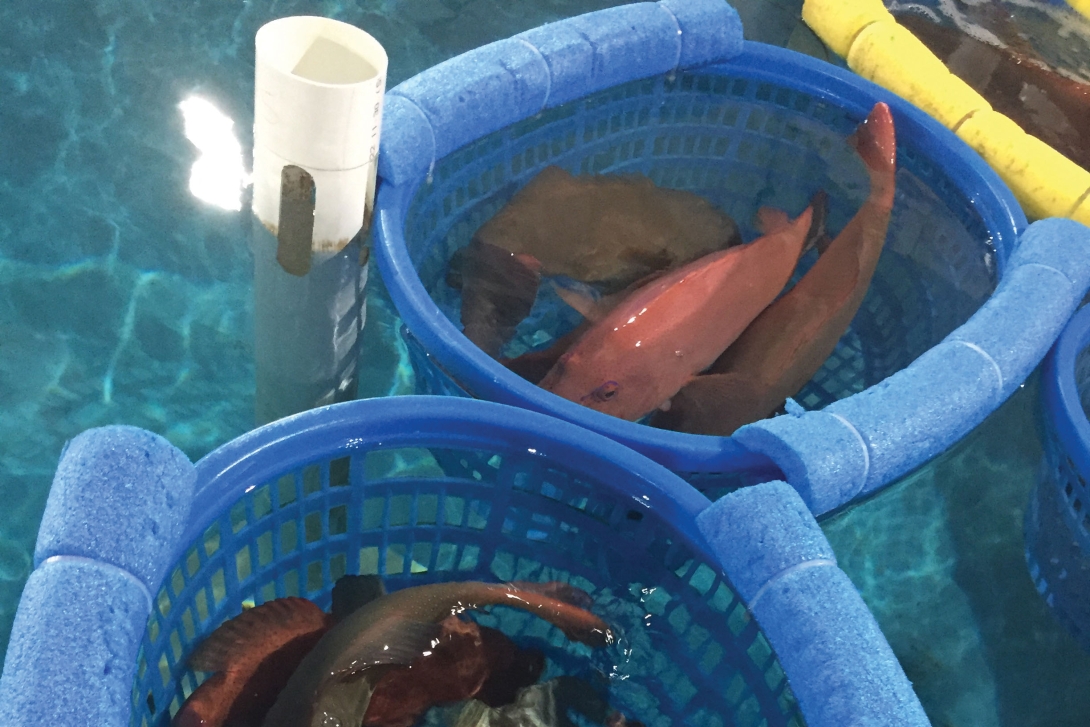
[303, 512, 322, 543]
[194, 589, 209, 623]
[389, 494, 412, 527]
[330, 456, 351, 487]
[235, 546, 252, 582]
[257, 531, 273, 567]
[283, 569, 299, 596]
[181, 608, 195, 642]
[728, 601, 750, 637]
[185, 548, 200, 578]
[203, 523, 220, 557]
[303, 465, 322, 497]
[277, 474, 296, 507]
[735, 695, 762, 727]
[230, 501, 246, 534]
[280, 520, 298, 554]
[306, 561, 323, 592]
[699, 641, 724, 675]
[252, 485, 272, 518]
[211, 569, 226, 606]
[764, 660, 786, 693]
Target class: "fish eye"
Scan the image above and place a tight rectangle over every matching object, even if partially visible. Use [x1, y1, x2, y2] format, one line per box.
[592, 381, 620, 402]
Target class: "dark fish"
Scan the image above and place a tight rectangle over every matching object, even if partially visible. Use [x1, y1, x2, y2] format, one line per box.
[474, 166, 741, 292]
[896, 11, 1090, 170]
[362, 615, 544, 727]
[172, 598, 332, 727]
[451, 239, 543, 358]
[262, 580, 612, 727]
[653, 102, 896, 436]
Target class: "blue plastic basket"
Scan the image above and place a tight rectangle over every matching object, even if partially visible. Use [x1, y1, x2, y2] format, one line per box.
[0, 396, 929, 727]
[1025, 304, 1090, 651]
[369, 0, 1090, 514]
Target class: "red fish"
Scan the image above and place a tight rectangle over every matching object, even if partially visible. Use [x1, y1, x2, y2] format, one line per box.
[653, 102, 897, 436]
[536, 207, 815, 421]
[172, 597, 332, 727]
[263, 580, 612, 727]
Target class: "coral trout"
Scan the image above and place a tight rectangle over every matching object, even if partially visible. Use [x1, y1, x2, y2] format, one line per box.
[537, 207, 815, 421]
[653, 102, 897, 435]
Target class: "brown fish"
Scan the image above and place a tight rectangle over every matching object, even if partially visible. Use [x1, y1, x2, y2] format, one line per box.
[262, 580, 612, 727]
[475, 166, 741, 291]
[451, 240, 543, 358]
[172, 598, 332, 727]
[653, 102, 897, 436]
[896, 11, 1090, 170]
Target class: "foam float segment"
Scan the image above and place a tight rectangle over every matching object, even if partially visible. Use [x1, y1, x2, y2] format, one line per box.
[0, 558, 151, 727]
[34, 424, 196, 594]
[735, 218, 1090, 516]
[388, 38, 551, 167]
[697, 481, 930, 727]
[732, 410, 869, 516]
[658, 0, 744, 68]
[378, 0, 744, 185]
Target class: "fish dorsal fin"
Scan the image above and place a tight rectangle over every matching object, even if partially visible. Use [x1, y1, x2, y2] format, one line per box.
[187, 597, 328, 673]
[331, 575, 386, 623]
[509, 581, 594, 609]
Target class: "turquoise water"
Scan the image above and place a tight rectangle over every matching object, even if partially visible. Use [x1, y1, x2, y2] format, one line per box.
[4, 0, 1090, 725]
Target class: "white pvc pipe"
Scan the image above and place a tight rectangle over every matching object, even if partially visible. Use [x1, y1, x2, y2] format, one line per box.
[253, 16, 388, 261]
[250, 16, 387, 426]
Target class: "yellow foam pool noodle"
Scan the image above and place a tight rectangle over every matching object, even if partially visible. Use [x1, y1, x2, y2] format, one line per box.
[801, 0, 893, 59]
[1068, 0, 1090, 21]
[847, 21, 991, 129]
[956, 110, 1090, 221]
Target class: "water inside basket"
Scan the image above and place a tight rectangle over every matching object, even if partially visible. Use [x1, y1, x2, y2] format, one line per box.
[404, 70, 997, 425]
[131, 445, 805, 727]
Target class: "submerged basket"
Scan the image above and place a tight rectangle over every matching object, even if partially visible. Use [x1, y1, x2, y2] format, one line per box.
[372, 0, 1074, 512]
[1026, 304, 1090, 651]
[0, 396, 928, 727]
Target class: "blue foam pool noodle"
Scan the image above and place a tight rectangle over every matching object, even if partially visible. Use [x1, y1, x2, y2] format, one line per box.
[0, 558, 151, 727]
[697, 481, 930, 727]
[34, 424, 196, 593]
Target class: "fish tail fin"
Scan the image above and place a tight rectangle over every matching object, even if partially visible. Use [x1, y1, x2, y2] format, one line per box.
[848, 103, 897, 196]
[503, 582, 613, 648]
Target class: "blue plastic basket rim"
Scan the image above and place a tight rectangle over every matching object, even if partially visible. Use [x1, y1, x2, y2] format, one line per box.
[1045, 304, 1090, 477]
[373, 40, 1027, 475]
[184, 395, 714, 564]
